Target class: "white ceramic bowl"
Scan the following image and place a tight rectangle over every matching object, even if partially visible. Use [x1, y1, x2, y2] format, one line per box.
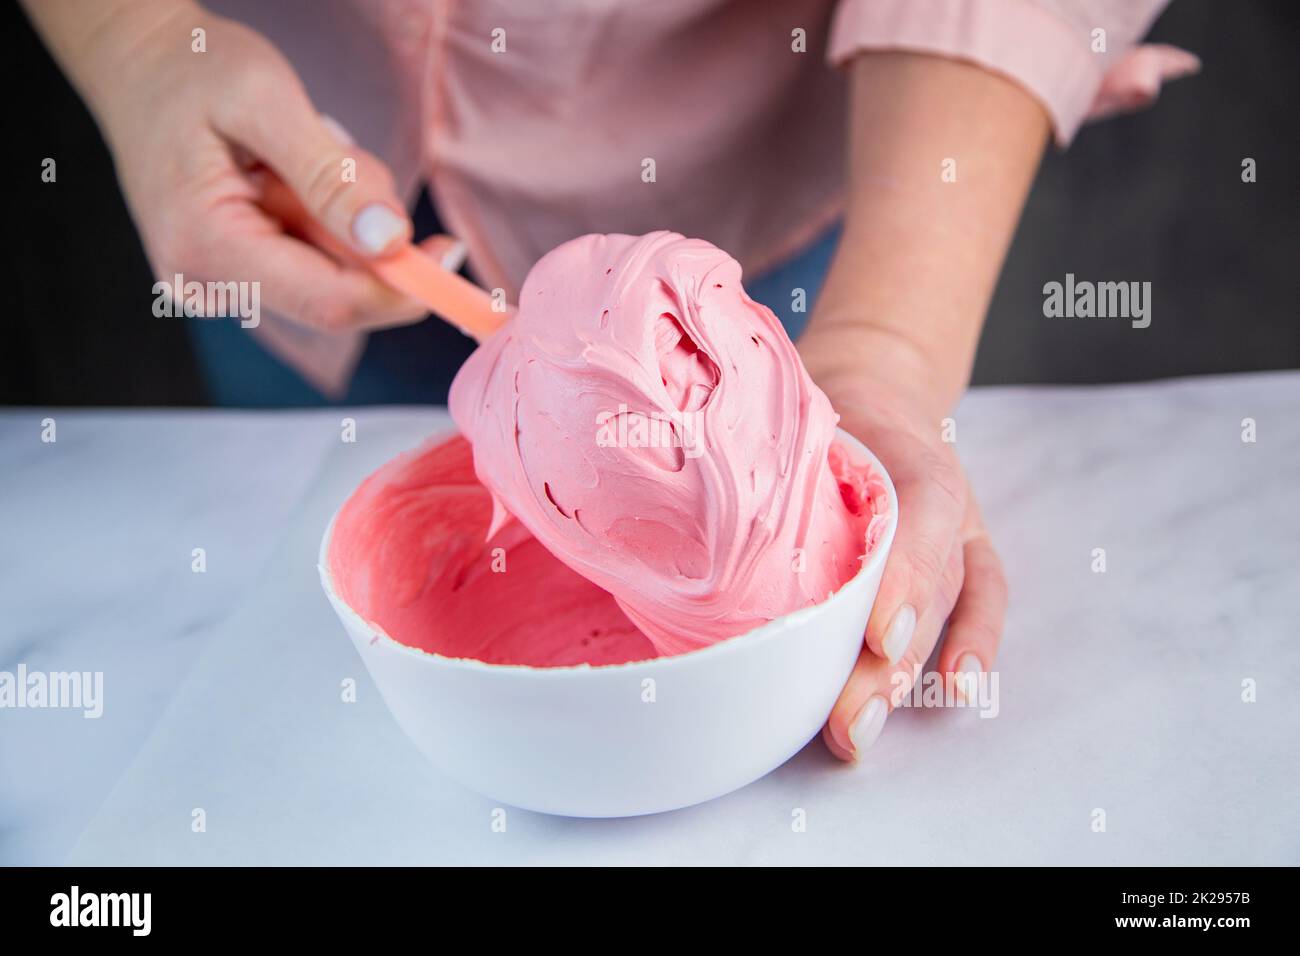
[319, 428, 896, 817]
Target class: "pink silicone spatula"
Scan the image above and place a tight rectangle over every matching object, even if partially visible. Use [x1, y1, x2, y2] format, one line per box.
[258, 175, 509, 343]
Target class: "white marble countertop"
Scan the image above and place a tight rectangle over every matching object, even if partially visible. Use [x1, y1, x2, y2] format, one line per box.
[2, 372, 1297, 865]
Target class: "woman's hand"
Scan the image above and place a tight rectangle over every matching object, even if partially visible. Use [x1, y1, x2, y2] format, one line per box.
[797, 50, 1048, 758]
[806, 352, 1007, 760]
[24, 0, 453, 333]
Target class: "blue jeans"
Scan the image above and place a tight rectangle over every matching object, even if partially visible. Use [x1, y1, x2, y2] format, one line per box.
[190, 213, 841, 407]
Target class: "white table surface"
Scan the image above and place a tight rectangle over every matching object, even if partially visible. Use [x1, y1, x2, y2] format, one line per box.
[2, 372, 1297, 865]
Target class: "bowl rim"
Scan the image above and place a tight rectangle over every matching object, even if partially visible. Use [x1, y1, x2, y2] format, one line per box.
[319, 426, 897, 676]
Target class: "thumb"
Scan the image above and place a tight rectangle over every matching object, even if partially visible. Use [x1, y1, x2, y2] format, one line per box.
[214, 81, 411, 256]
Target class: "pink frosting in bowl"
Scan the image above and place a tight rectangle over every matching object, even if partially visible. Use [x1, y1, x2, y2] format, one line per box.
[317, 231, 902, 814]
[449, 231, 889, 659]
[317, 426, 895, 815]
[326, 433, 656, 668]
[325, 430, 888, 668]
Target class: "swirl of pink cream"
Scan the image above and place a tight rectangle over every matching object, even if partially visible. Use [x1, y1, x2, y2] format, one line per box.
[450, 231, 883, 656]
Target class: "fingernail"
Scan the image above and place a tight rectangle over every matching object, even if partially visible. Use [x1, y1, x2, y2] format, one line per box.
[849, 696, 888, 755]
[352, 203, 407, 254]
[955, 652, 982, 702]
[320, 114, 356, 146]
[881, 603, 916, 664]
[440, 239, 467, 273]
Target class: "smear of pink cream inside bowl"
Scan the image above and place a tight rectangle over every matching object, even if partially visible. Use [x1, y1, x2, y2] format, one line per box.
[328, 435, 658, 667]
[327, 432, 887, 668]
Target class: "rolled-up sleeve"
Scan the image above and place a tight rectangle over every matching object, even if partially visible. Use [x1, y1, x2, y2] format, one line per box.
[828, 0, 1187, 145]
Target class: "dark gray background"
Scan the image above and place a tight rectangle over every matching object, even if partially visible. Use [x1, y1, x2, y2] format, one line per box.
[4, 0, 1296, 406]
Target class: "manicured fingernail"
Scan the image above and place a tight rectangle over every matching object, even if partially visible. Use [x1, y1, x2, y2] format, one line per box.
[849, 696, 888, 755]
[955, 652, 982, 702]
[352, 203, 407, 253]
[320, 114, 355, 146]
[882, 603, 916, 664]
[440, 239, 467, 273]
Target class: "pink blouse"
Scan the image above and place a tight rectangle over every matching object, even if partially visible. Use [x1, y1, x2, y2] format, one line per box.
[206, 0, 1197, 395]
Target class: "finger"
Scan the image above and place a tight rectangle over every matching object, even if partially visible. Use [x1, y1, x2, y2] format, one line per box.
[211, 72, 412, 256]
[937, 501, 1008, 702]
[417, 233, 468, 274]
[191, 202, 428, 332]
[823, 647, 899, 762]
[862, 438, 967, 666]
[825, 543, 965, 761]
